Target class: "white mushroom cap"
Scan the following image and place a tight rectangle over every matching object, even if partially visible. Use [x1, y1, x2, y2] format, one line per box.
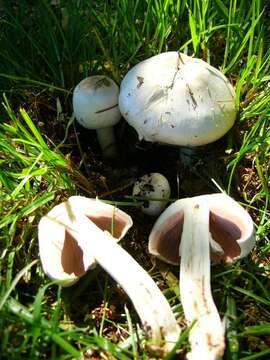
[149, 193, 255, 265]
[119, 52, 236, 147]
[132, 173, 171, 216]
[38, 196, 132, 286]
[73, 75, 121, 129]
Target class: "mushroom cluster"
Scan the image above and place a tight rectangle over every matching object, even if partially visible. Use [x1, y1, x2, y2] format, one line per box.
[44, 52, 254, 356]
[73, 52, 236, 161]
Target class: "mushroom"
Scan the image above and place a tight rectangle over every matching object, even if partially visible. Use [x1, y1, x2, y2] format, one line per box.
[38, 196, 132, 286]
[148, 193, 255, 359]
[38, 196, 181, 351]
[119, 52, 236, 162]
[73, 76, 121, 158]
[132, 173, 171, 216]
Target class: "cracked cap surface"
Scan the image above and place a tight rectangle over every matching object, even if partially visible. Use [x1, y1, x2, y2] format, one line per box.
[119, 52, 236, 146]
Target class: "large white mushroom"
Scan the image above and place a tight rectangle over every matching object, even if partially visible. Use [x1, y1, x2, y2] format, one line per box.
[119, 52, 236, 149]
[73, 76, 121, 158]
[38, 196, 181, 351]
[148, 193, 255, 360]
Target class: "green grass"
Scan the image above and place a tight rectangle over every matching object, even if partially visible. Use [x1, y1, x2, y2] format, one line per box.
[0, 0, 270, 359]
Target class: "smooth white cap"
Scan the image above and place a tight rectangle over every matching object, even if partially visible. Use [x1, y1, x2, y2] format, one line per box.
[133, 173, 171, 216]
[119, 52, 236, 146]
[73, 75, 121, 129]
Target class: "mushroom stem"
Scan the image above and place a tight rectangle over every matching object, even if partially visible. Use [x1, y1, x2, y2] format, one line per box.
[59, 210, 180, 351]
[96, 126, 118, 158]
[179, 146, 197, 166]
[179, 199, 225, 360]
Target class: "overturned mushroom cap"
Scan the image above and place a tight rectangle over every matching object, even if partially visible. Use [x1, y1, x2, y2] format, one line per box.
[149, 193, 255, 265]
[73, 75, 121, 129]
[149, 193, 255, 359]
[38, 196, 181, 350]
[119, 52, 236, 147]
[38, 196, 132, 286]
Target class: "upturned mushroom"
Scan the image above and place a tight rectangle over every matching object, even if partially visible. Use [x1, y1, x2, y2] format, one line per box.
[132, 173, 171, 216]
[148, 193, 255, 360]
[38, 196, 132, 286]
[119, 52, 236, 152]
[73, 76, 121, 158]
[38, 196, 181, 351]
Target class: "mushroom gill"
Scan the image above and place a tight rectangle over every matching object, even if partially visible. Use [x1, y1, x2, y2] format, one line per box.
[61, 230, 85, 276]
[150, 207, 243, 265]
[151, 211, 184, 264]
[209, 211, 242, 262]
[87, 214, 127, 238]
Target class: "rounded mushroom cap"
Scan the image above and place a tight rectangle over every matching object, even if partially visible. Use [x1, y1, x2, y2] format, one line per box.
[119, 52, 236, 146]
[132, 173, 171, 216]
[148, 193, 255, 265]
[38, 196, 133, 286]
[73, 75, 121, 129]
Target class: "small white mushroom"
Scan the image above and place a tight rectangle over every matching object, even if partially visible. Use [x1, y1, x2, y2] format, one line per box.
[119, 52, 236, 162]
[132, 173, 171, 216]
[38, 196, 181, 351]
[148, 193, 255, 359]
[73, 76, 121, 158]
